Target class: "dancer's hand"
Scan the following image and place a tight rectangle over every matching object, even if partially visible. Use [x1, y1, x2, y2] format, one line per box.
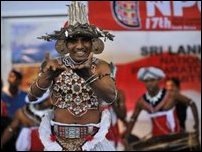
[72, 53, 96, 79]
[72, 52, 94, 70]
[41, 53, 66, 73]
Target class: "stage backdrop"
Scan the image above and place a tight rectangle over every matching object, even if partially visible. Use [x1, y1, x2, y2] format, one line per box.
[7, 1, 201, 114]
[89, 1, 201, 112]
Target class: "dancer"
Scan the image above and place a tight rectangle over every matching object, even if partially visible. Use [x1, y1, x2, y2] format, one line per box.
[27, 1, 117, 151]
[125, 67, 199, 138]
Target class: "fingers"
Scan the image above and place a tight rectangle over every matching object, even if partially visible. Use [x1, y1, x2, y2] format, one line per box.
[42, 62, 56, 72]
[72, 53, 94, 70]
[72, 61, 90, 70]
[72, 64, 85, 70]
[52, 63, 56, 71]
[42, 63, 49, 72]
[58, 66, 67, 71]
[45, 52, 51, 61]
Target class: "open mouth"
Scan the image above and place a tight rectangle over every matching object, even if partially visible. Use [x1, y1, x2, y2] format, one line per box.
[76, 51, 86, 56]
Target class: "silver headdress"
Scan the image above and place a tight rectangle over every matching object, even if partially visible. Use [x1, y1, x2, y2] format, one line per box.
[38, 1, 114, 55]
[68, 1, 89, 25]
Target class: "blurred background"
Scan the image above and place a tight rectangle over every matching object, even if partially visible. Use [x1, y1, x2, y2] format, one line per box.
[1, 1, 201, 149]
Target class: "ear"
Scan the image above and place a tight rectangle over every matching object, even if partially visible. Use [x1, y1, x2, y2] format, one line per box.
[91, 38, 104, 54]
[55, 40, 69, 55]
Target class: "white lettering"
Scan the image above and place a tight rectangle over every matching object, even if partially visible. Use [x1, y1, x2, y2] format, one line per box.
[148, 17, 171, 29]
[173, 1, 196, 16]
[147, 1, 171, 17]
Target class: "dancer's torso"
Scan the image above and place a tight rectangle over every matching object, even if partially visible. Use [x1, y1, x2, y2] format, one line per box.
[50, 56, 104, 124]
[140, 89, 180, 136]
[140, 89, 177, 113]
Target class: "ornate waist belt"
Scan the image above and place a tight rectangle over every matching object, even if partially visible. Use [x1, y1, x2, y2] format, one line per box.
[53, 124, 99, 139]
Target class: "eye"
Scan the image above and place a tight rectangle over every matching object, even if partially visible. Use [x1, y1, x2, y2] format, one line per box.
[81, 37, 92, 42]
[67, 38, 78, 44]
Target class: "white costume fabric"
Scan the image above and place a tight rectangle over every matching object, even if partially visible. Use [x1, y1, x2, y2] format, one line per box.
[25, 89, 50, 104]
[16, 127, 38, 151]
[16, 128, 32, 151]
[137, 67, 165, 81]
[39, 109, 115, 151]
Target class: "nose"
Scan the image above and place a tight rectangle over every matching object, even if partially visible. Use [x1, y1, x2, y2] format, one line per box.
[75, 39, 84, 50]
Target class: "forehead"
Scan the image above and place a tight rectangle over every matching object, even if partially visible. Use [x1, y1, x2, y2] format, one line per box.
[143, 78, 159, 83]
[166, 80, 176, 86]
[67, 36, 92, 41]
[9, 72, 15, 76]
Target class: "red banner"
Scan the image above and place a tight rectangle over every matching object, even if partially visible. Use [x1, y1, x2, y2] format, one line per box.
[116, 53, 201, 111]
[89, 1, 201, 31]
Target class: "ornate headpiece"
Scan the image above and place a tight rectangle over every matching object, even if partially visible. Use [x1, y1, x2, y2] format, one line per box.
[137, 67, 165, 81]
[38, 1, 114, 55]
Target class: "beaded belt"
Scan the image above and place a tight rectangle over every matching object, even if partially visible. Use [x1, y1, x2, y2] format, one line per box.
[53, 124, 99, 139]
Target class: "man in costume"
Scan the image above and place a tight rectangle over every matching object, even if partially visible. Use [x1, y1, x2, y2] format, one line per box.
[166, 77, 187, 131]
[1, 91, 52, 151]
[27, 2, 117, 151]
[125, 67, 199, 138]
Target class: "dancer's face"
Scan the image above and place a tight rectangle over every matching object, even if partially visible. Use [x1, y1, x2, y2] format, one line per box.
[144, 78, 159, 92]
[166, 80, 179, 92]
[66, 37, 92, 63]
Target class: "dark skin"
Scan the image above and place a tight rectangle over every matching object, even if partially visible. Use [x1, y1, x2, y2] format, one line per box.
[125, 78, 199, 139]
[7, 71, 22, 96]
[1, 98, 52, 149]
[28, 37, 116, 124]
[113, 89, 127, 125]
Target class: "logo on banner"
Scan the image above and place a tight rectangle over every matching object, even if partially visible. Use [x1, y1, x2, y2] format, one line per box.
[112, 1, 141, 28]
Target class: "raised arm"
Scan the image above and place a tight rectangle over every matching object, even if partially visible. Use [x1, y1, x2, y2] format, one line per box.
[113, 89, 127, 124]
[124, 99, 142, 138]
[73, 54, 117, 104]
[28, 54, 65, 101]
[175, 93, 199, 134]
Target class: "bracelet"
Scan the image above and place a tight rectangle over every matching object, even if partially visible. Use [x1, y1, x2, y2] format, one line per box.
[85, 74, 97, 83]
[86, 76, 99, 86]
[36, 79, 53, 91]
[99, 73, 110, 80]
[28, 90, 39, 99]
[28, 86, 40, 99]
[106, 89, 118, 105]
[112, 89, 118, 103]
[85, 74, 99, 86]
[85, 73, 111, 86]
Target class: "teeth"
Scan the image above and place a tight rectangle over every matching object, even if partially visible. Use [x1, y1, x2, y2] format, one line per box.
[76, 51, 85, 56]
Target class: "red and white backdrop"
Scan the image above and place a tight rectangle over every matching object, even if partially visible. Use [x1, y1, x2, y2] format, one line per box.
[88, 1, 201, 112]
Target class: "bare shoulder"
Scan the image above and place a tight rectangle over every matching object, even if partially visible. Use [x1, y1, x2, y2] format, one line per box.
[94, 58, 111, 74]
[167, 90, 191, 105]
[166, 90, 176, 98]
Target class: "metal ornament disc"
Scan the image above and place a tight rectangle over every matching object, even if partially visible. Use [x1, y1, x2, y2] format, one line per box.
[92, 38, 104, 54]
[55, 40, 69, 55]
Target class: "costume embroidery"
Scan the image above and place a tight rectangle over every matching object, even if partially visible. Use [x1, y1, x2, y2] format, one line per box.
[51, 68, 99, 117]
[143, 89, 166, 106]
